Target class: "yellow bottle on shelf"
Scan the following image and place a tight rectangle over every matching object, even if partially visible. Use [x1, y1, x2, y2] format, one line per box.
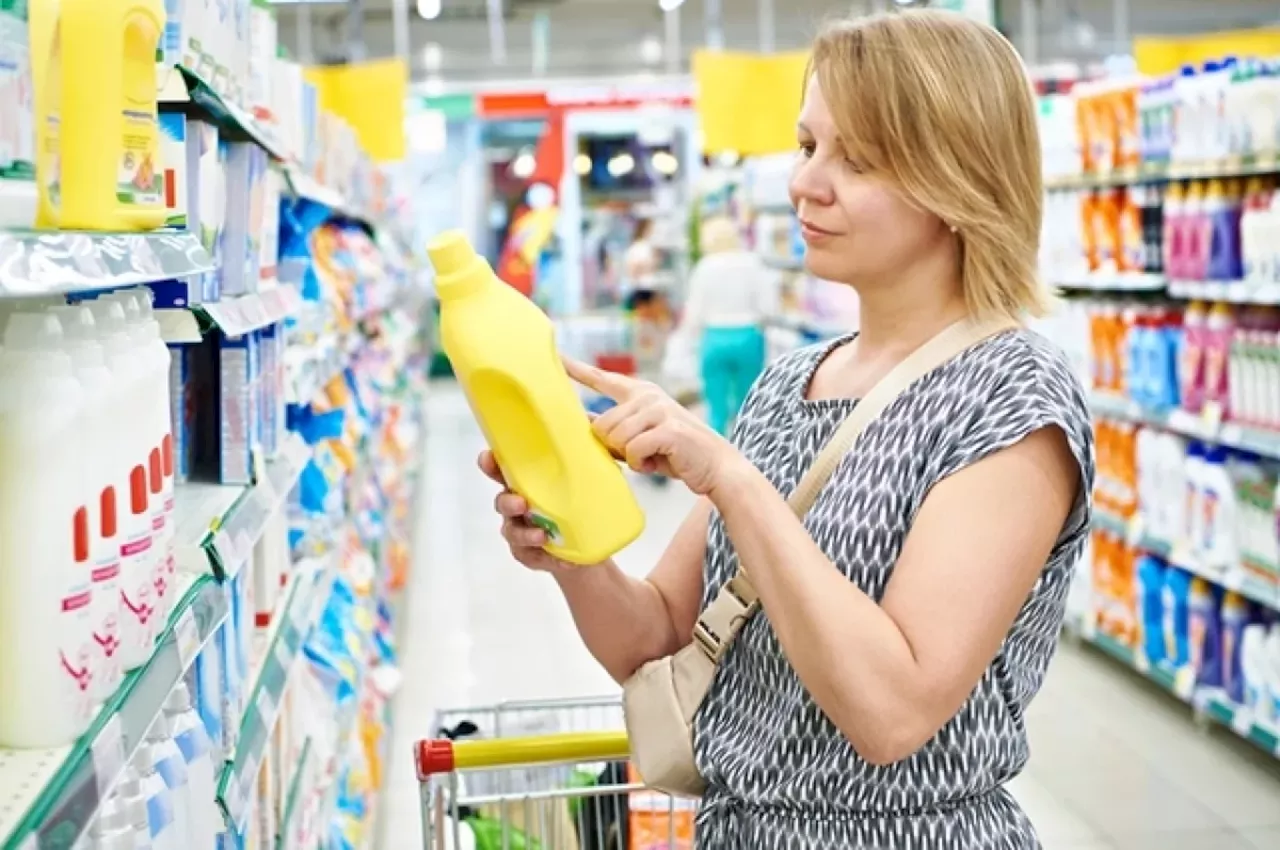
[34, 0, 167, 231]
[428, 230, 645, 566]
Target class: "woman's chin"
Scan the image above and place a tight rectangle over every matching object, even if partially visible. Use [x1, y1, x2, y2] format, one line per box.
[801, 252, 849, 283]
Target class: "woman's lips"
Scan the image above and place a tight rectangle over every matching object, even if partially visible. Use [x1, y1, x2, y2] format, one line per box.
[799, 219, 839, 242]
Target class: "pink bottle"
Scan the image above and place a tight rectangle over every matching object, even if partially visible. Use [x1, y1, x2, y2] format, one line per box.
[1164, 181, 1186, 279]
[1179, 301, 1207, 413]
[1184, 181, 1209, 282]
[1202, 303, 1235, 418]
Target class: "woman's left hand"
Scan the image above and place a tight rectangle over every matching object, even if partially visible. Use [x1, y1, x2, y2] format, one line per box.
[565, 356, 739, 496]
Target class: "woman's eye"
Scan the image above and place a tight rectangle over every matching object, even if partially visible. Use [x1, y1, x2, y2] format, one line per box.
[798, 143, 815, 159]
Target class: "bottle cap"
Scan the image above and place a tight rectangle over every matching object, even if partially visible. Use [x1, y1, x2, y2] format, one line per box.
[145, 712, 170, 741]
[130, 741, 154, 772]
[427, 230, 489, 300]
[3, 311, 63, 350]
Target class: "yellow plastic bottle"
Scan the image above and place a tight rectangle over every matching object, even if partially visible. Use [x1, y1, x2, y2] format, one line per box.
[36, 0, 167, 231]
[428, 230, 645, 566]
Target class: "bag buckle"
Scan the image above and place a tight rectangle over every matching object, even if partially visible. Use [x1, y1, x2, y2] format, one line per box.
[692, 576, 761, 663]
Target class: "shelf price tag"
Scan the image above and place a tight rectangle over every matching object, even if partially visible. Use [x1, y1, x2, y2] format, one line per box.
[174, 606, 201, 669]
[1126, 514, 1146, 547]
[91, 713, 126, 799]
[257, 687, 278, 727]
[1231, 705, 1254, 737]
[1133, 651, 1151, 675]
[1201, 401, 1224, 435]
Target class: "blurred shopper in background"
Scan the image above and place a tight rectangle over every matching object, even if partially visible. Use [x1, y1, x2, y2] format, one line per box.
[679, 215, 775, 435]
[484, 9, 1092, 849]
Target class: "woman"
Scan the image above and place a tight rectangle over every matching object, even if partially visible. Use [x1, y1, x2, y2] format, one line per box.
[680, 216, 776, 436]
[480, 10, 1092, 849]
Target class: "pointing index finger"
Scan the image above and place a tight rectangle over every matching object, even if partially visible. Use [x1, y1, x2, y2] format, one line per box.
[562, 355, 634, 400]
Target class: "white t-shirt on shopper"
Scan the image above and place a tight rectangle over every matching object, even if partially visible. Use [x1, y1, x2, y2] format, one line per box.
[682, 251, 779, 331]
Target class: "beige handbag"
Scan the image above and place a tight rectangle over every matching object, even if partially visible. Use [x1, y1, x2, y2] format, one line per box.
[621, 317, 1018, 797]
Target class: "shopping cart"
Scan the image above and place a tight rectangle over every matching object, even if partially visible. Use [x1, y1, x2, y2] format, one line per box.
[415, 696, 696, 850]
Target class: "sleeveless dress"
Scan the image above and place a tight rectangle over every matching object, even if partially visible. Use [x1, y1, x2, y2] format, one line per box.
[691, 329, 1095, 849]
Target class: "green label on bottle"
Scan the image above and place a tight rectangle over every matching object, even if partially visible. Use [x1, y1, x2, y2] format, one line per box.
[527, 511, 563, 546]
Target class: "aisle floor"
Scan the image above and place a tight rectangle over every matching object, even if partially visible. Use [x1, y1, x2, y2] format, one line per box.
[379, 385, 1280, 850]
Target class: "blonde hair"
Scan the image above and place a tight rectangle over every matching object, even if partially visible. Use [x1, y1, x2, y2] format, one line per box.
[699, 215, 745, 256]
[810, 9, 1051, 320]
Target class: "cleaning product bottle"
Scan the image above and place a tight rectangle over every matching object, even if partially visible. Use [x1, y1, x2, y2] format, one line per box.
[49, 304, 123, 705]
[106, 290, 173, 622]
[1179, 301, 1207, 412]
[1242, 623, 1270, 717]
[0, 312, 92, 748]
[1265, 624, 1280, 723]
[51, 0, 167, 231]
[1163, 181, 1186, 279]
[132, 741, 178, 850]
[117, 772, 155, 850]
[428, 230, 645, 565]
[1205, 179, 1244, 284]
[1203, 303, 1235, 418]
[1222, 592, 1251, 704]
[164, 683, 218, 845]
[1184, 441, 1207, 554]
[1162, 566, 1193, 667]
[1137, 554, 1167, 664]
[1200, 446, 1238, 569]
[1183, 181, 1208, 282]
[88, 299, 154, 669]
[143, 714, 192, 849]
[90, 793, 136, 850]
[1189, 577, 1223, 687]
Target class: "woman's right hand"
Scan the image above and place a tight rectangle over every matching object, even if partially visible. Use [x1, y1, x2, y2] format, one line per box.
[478, 450, 576, 575]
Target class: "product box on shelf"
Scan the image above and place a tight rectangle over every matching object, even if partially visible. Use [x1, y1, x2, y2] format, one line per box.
[260, 168, 282, 285]
[248, 1, 277, 120]
[223, 142, 269, 297]
[150, 120, 226, 307]
[0, 0, 36, 228]
[168, 343, 196, 484]
[214, 328, 263, 486]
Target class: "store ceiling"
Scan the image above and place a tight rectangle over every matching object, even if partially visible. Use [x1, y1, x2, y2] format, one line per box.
[272, 0, 1280, 85]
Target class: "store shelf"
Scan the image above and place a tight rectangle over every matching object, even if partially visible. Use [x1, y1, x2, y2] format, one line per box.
[0, 230, 215, 298]
[1091, 511, 1280, 611]
[277, 738, 314, 850]
[217, 558, 334, 833]
[1055, 272, 1167, 293]
[1045, 155, 1280, 191]
[158, 284, 303, 344]
[0, 576, 229, 850]
[1166, 280, 1280, 304]
[206, 434, 312, 579]
[1068, 616, 1280, 760]
[1090, 392, 1280, 462]
[159, 66, 288, 162]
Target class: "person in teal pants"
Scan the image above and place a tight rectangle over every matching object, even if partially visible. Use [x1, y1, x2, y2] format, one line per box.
[681, 216, 778, 436]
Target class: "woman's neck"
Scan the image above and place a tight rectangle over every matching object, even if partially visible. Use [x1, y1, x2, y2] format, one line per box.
[852, 250, 967, 361]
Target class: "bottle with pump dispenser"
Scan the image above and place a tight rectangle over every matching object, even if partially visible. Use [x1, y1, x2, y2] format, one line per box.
[164, 682, 218, 844]
[49, 303, 124, 704]
[133, 741, 178, 850]
[88, 298, 156, 668]
[0, 312, 93, 747]
[428, 230, 645, 565]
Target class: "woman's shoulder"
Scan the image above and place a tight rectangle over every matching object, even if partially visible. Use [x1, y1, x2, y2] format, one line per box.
[953, 328, 1089, 416]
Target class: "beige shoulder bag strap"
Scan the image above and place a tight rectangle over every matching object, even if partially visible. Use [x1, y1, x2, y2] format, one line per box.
[623, 316, 1019, 797]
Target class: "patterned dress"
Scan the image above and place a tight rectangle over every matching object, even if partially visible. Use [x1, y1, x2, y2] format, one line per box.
[691, 330, 1095, 849]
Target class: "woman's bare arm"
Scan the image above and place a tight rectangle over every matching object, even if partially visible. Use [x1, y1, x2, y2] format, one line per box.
[553, 499, 711, 683]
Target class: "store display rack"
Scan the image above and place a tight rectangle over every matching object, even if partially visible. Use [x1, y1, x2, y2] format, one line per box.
[0, 231, 215, 297]
[1045, 154, 1280, 192]
[1057, 274, 1280, 306]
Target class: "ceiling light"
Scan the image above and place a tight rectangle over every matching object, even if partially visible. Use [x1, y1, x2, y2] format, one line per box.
[511, 151, 537, 179]
[651, 151, 678, 176]
[417, 0, 441, 21]
[658, 0, 684, 11]
[422, 42, 443, 71]
[640, 36, 663, 65]
[574, 154, 592, 176]
[607, 153, 635, 177]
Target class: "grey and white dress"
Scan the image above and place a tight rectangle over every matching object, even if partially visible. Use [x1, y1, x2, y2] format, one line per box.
[691, 329, 1095, 849]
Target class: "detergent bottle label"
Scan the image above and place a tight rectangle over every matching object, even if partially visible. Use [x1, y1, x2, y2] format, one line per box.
[527, 511, 564, 546]
[118, 107, 161, 206]
[0, 3, 35, 180]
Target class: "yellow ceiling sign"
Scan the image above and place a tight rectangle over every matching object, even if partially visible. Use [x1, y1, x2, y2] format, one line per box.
[1134, 28, 1280, 76]
[693, 49, 810, 156]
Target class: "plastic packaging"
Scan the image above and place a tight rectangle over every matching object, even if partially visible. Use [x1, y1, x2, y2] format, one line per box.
[1243, 624, 1272, 721]
[144, 713, 193, 849]
[0, 312, 93, 747]
[88, 298, 156, 669]
[1178, 301, 1207, 412]
[1136, 554, 1167, 664]
[164, 682, 220, 845]
[1162, 566, 1193, 667]
[48, 0, 168, 230]
[429, 230, 645, 565]
[1189, 578, 1223, 687]
[1221, 592, 1251, 705]
[133, 740, 179, 850]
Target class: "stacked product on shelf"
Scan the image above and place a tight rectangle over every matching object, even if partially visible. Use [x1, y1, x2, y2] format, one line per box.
[0, 1, 422, 849]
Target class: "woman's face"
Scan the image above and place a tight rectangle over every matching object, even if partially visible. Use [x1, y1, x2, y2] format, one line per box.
[789, 76, 949, 286]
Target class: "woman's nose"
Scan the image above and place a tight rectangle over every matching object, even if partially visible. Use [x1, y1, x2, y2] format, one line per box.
[789, 159, 834, 208]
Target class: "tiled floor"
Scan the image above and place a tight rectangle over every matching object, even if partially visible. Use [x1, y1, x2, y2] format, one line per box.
[377, 384, 1280, 849]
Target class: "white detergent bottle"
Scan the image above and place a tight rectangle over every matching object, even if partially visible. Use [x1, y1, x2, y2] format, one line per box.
[109, 290, 175, 624]
[0, 312, 92, 747]
[88, 299, 156, 670]
[164, 683, 219, 845]
[1242, 624, 1271, 721]
[49, 304, 125, 705]
[90, 794, 136, 850]
[144, 713, 193, 850]
[117, 773, 155, 850]
[1266, 625, 1280, 723]
[132, 741, 178, 850]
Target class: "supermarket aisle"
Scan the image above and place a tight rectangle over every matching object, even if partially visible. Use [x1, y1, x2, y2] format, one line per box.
[379, 384, 1280, 850]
